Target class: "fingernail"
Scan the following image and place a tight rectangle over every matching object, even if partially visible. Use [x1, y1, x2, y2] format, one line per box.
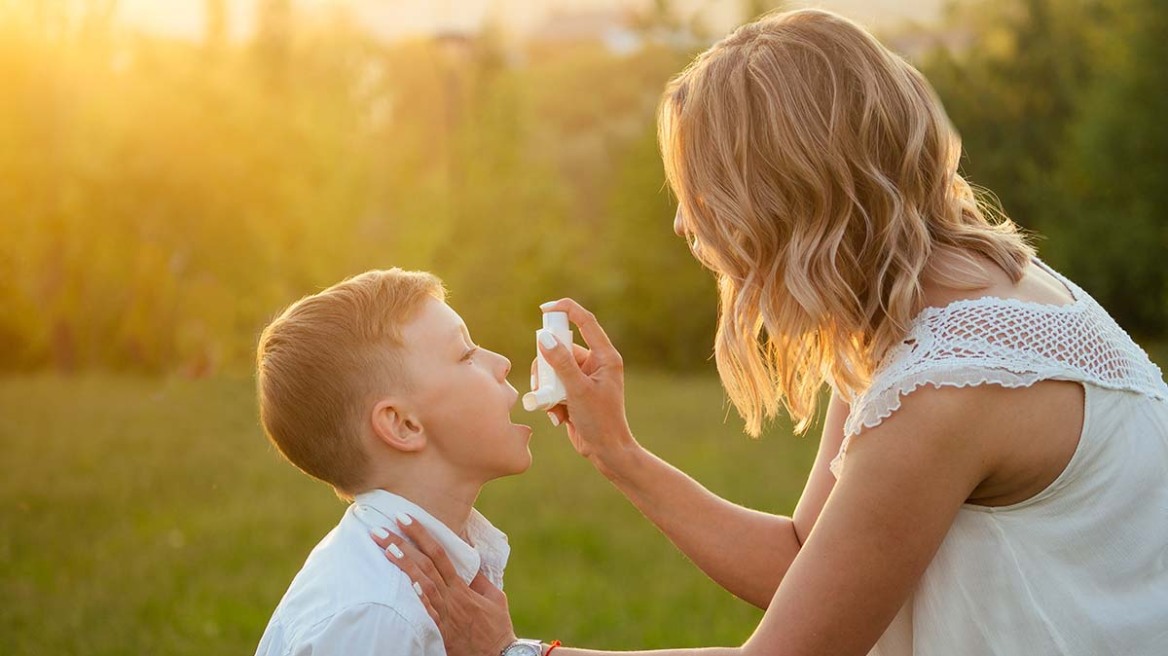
[395, 512, 413, 526]
[538, 330, 558, 349]
[387, 543, 404, 558]
[539, 301, 556, 310]
[371, 527, 390, 540]
[548, 411, 560, 427]
[412, 581, 424, 597]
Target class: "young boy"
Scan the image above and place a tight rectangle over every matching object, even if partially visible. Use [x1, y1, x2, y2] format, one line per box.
[253, 269, 539, 655]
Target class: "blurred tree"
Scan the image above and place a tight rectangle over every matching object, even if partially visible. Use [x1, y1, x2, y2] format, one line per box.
[516, 41, 705, 364]
[743, 0, 789, 22]
[599, 126, 717, 370]
[427, 23, 578, 361]
[923, 0, 1167, 336]
[1045, 0, 1168, 335]
[633, 0, 684, 33]
[254, 0, 292, 88]
[204, 0, 228, 55]
[0, 0, 1161, 376]
[922, 0, 1100, 231]
[79, 0, 118, 43]
[632, 0, 711, 43]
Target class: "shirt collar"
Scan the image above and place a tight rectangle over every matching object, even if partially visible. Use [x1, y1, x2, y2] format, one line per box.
[351, 489, 510, 589]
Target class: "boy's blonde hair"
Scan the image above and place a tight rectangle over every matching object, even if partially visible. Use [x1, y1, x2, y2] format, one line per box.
[256, 269, 445, 496]
[658, 9, 1033, 436]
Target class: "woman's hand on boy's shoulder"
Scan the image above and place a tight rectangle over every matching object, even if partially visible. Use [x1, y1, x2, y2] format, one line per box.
[371, 519, 516, 656]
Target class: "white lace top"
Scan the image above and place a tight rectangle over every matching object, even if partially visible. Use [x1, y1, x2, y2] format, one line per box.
[830, 258, 1168, 655]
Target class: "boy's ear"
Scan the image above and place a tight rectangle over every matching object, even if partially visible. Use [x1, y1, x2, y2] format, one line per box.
[370, 399, 426, 454]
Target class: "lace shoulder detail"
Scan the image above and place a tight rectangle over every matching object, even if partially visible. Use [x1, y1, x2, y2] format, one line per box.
[831, 259, 1168, 477]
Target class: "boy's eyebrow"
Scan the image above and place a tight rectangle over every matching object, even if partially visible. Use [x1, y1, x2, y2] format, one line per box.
[451, 323, 472, 346]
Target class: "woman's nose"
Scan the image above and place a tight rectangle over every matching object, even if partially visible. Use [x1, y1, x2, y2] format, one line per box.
[673, 207, 685, 237]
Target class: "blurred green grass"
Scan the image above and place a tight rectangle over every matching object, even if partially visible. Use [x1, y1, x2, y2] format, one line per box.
[5, 342, 1164, 654]
[0, 371, 815, 655]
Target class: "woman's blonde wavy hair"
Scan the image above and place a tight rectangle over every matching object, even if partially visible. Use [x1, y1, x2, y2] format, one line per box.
[658, 9, 1034, 436]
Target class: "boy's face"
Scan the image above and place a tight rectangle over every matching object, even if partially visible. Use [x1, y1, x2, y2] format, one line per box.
[399, 298, 534, 481]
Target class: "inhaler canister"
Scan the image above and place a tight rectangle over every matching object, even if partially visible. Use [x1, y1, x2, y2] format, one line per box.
[522, 312, 571, 412]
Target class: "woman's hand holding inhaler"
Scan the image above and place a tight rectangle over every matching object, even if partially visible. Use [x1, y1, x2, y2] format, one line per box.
[528, 298, 639, 479]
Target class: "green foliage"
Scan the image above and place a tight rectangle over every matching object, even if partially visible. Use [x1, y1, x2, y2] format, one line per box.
[598, 127, 718, 370]
[1045, 0, 1168, 333]
[5, 352, 1164, 652]
[0, 6, 715, 375]
[0, 8, 377, 373]
[921, 0, 1098, 229]
[0, 372, 818, 654]
[1, 0, 1165, 375]
[422, 26, 581, 363]
[921, 0, 1168, 337]
[743, 0, 792, 22]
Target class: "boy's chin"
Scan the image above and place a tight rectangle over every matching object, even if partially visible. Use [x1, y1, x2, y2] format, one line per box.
[516, 449, 534, 474]
[505, 449, 534, 476]
[488, 448, 533, 480]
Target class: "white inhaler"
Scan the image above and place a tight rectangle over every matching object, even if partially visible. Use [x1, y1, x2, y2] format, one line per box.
[522, 311, 572, 412]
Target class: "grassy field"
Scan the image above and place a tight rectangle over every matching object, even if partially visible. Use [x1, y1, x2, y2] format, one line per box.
[6, 341, 1165, 655]
[0, 371, 817, 655]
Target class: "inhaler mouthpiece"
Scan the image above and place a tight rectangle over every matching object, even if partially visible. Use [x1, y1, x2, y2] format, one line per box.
[522, 311, 571, 412]
[522, 388, 561, 412]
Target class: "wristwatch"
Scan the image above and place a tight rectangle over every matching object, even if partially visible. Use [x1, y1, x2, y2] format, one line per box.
[500, 638, 544, 656]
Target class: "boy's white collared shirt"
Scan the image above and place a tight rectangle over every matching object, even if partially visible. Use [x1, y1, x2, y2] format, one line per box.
[255, 489, 510, 656]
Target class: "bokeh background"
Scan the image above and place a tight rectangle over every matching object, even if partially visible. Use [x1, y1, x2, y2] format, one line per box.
[2, 0, 1165, 653]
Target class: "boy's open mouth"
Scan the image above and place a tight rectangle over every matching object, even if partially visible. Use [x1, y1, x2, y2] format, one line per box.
[508, 390, 533, 432]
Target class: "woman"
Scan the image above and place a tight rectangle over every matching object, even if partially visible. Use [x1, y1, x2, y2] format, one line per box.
[375, 8, 1168, 656]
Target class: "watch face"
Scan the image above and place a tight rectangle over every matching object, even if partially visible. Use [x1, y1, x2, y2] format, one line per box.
[502, 643, 542, 656]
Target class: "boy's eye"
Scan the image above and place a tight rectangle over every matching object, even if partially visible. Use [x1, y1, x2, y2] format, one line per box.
[461, 347, 478, 362]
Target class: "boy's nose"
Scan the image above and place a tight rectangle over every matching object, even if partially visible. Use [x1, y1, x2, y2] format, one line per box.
[499, 355, 512, 380]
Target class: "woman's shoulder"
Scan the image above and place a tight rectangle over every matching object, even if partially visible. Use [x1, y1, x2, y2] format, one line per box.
[829, 379, 1022, 480]
[845, 258, 1167, 439]
[915, 254, 1076, 314]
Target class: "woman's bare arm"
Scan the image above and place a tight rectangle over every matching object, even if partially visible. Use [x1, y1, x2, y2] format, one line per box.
[598, 392, 850, 609]
[377, 301, 1008, 655]
[550, 388, 988, 656]
[382, 383, 992, 656]
[530, 298, 851, 608]
[548, 644, 733, 648]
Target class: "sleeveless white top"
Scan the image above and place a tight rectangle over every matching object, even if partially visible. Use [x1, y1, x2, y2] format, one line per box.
[829, 258, 1168, 656]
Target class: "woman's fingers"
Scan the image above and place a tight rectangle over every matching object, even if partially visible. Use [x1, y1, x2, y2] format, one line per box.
[469, 571, 506, 605]
[370, 526, 395, 551]
[540, 298, 619, 361]
[548, 405, 568, 426]
[566, 342, 592, 370]
[536, 343, 589, 427]
[418, 585, 441, 626]
[369, 524, 517, 656]
[537, 298, 622, 394]
[396, 515, 466, 589]
[377, 531, 447, 612]
[532, 343, 593, 387]
[537, 332, 589, 393]
[530, 300, 635, 466]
